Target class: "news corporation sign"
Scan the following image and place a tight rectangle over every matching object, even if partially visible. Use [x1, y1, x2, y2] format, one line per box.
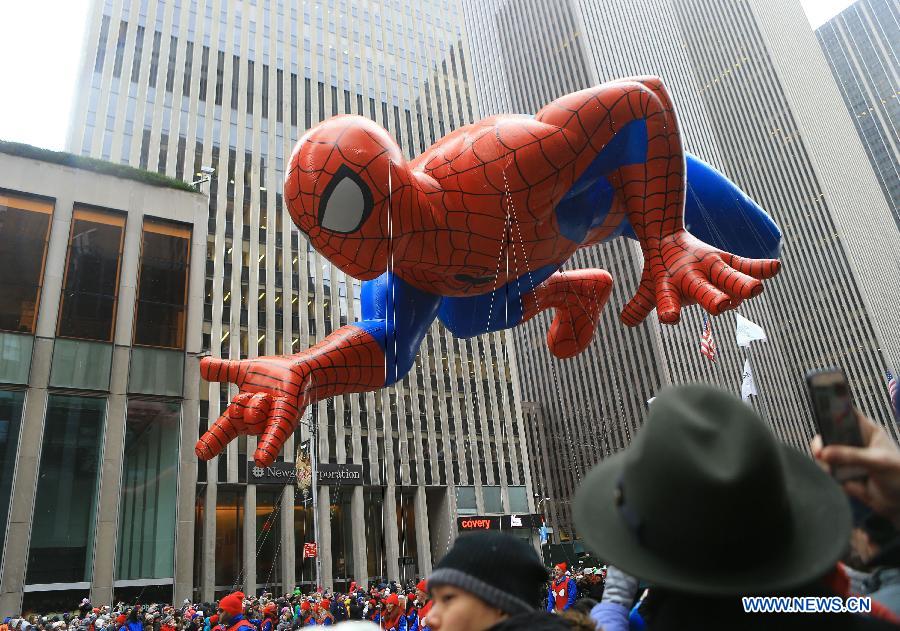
[248, 462, 364, 486]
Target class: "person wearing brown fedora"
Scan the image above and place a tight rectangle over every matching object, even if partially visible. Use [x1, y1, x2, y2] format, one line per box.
[574, 384, 898, 630]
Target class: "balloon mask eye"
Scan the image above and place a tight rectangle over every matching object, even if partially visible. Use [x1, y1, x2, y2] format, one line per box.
[318, 165, 374, 234]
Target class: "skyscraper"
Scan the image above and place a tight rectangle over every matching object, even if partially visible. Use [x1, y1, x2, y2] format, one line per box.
[464, 0, 900, 539]
[67, 0, 535, 599]
[816, 0, 900, 230]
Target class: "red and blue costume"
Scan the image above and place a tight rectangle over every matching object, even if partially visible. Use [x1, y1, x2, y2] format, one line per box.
[547, 564, 578, 612]
[195, 76, 782, 466]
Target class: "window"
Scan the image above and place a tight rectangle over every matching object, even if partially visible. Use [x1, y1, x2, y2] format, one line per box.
[456, 485, 476, 515]
[0, 193, 53, 333]
[116, 399, 180, 580]
[508, 486, 529, 513]
[57, 207, 126, 342]
[214, 487, 245, 588]
[0, 390, 25, 550]
[483, 485, 502, 513]
[27, 394, 105, 584]
[165, 35, 178, 92]
[257, 487, 283, 590]
[133, 221, 191, 349]
[149, 31, 162, 89]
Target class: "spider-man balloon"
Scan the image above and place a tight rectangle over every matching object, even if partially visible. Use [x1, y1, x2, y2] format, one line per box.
[198, 76, 782, 466]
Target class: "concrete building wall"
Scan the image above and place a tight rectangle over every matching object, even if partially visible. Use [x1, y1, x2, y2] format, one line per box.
[0, 150, 205, 612]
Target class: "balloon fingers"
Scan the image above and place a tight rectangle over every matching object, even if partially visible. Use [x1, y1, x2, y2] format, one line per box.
[719, 252, 781, 280]
[621, 276, 655, 327]
[254, 398, 302, 467]
[196, 412, 240, 460]
[199, 356, 244, 384]
[708, 258, 762, 301]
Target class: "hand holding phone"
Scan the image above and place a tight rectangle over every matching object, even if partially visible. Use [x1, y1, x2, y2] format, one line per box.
[806, 367, 865, 482]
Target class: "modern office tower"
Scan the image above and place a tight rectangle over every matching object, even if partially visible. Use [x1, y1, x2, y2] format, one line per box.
[464, 0, 900, 539]
[66, 0, 536, 599]
[0, 143, 206, 612]
[816, 0, 900, 230]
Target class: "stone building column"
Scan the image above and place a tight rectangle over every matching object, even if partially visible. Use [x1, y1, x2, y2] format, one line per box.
[281, 485, 296, 591]
[243, 484, 257, 595]
[202, 476, 217, 601]
[317, 485, 333, 590]
[350, 485, 367, 586]
[413, 487, 432, 577]
[174, 355, 200, 603]
[382, 485, 400, 582]
[0, 352, 50, 614]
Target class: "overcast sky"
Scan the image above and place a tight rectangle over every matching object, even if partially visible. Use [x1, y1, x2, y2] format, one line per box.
[0, 0, 857, 152]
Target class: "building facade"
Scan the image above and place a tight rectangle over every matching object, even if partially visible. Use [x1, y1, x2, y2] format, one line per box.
[463, 0, 900, 539]
[67, 0, 537, 599]
[0, 145, 206, 612]
[816, 0, 900, 231]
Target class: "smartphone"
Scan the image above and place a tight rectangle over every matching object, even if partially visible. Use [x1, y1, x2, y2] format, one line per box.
[806, 367, 866, 482]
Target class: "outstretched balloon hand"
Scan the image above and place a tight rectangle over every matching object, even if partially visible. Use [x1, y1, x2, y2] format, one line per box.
[196, 325, 387, 466]
[621, 230, 781, 326]
[197, 355, 310, 466]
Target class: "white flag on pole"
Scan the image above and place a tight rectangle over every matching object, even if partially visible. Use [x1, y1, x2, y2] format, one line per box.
[735, 313, 767, 347]
[647, 397, 656, 406]
[741, 358, 758, 401]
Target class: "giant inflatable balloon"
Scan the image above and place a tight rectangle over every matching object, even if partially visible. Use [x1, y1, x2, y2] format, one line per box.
[197, 76, 783, 466]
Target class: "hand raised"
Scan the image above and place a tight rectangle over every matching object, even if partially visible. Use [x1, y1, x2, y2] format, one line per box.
[196, 355, 311, 466]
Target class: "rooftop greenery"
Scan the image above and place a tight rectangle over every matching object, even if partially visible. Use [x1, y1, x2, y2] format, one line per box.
[0, 140, 200, 194]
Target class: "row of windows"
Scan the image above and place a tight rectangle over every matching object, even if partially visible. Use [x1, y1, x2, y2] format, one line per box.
[0, 192, 191, 349]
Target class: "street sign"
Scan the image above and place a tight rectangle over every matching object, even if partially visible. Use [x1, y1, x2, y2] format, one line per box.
[398, 556, 416, 566]
[303, 542, 318, 559]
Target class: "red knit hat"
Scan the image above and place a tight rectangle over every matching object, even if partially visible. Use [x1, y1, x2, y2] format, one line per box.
[262, 603, 276, 615]
[209, 615, 218, 625]
[555, 562, 567, 572]
[416, 580, 426, 592]
[385, 594, 399, 606]
[300, 602, 310, 612]
[218, 591, 245, 616]
[116, 615, 127, 626]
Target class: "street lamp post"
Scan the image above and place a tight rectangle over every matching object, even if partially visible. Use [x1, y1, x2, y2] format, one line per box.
[298, 415, 321, 590]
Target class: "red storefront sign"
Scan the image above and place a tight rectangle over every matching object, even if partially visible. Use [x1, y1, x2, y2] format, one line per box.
[303, 542, 318, 559]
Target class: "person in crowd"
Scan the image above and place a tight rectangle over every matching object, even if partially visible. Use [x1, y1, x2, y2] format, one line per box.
[258, 604, 277, 631]
[216, 593, 253, 631]
[424, 530, 571, 631]
[315, 600, 334, 626]
[409, 581, 430, 631]
[299, 602, 316, 627]
[124, 610, 143, 631]
[813, 410, 900, 617]
[546, 564, 576, 613]
[378, 595, 405, 631]
[574, 384, 899, 630]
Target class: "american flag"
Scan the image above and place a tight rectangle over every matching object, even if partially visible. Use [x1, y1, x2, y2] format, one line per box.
[889, 371, 898, 420]
[700, 314, 716, 362]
